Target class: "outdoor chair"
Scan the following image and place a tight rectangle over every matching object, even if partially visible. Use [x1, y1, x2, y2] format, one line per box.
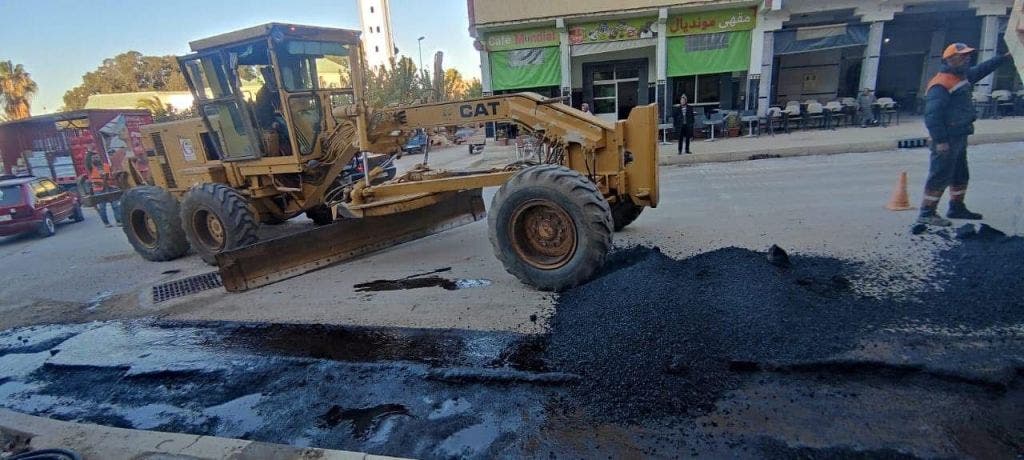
[877, 97, 899, 126]
[1016, 90, 1024, 116]
[972, 92, 991, 119]
[824, 101, 846, 129]
[805, 102, 826, 129]
[783, 102, 803, 131]
[991, 90, 1014, 118]
[803, 99, 820, 106]
[693, 112, 708, 139]
[703, 111, 725, 141]
[761, 107, 785, 136]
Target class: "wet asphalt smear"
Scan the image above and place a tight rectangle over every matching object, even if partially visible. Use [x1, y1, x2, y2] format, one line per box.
[2, 232, 1023, 458]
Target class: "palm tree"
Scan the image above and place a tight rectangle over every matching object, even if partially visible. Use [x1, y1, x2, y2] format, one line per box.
[136, 95, 170, 119]
[0, 61, 38, 120]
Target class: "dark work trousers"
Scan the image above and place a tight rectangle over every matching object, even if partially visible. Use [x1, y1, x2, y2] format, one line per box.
[925, 135, 970, 193]
[677, 126, 692, 154]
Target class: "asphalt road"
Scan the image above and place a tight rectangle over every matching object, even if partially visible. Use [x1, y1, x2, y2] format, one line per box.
[1, 142, 1022, 332]
[2, 142, 1023, 458]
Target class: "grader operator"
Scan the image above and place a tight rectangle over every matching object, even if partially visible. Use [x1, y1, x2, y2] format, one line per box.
[118, 23, 659, 292]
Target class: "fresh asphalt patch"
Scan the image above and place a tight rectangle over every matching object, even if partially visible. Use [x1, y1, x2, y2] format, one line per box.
[1, 230, 1022, 458]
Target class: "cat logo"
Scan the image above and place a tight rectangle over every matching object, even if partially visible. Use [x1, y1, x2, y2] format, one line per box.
[459, 102, 501, 118]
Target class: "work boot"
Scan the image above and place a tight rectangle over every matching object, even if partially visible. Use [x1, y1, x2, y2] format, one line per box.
[917, 211, 952, 227]
[947, 202, 983, 220]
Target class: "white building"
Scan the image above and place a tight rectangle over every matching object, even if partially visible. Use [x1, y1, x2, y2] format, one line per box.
[359, 0, 397, 70]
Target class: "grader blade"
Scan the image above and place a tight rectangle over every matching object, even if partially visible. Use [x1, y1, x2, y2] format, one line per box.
[216, 189, 486, 292]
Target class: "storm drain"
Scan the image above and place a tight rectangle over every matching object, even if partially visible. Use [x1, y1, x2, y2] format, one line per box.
[152, 272, 223, 303]
[897, 138, 929, 149]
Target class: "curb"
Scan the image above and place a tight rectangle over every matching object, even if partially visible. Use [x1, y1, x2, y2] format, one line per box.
[0, 408, 405, 460]
[658, 132, 1024, 167]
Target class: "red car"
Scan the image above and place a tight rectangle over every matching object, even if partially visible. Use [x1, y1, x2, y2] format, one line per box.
[0, 175, 84, 238]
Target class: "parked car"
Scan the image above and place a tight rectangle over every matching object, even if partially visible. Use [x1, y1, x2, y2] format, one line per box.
[0, 175, 84, 238]
[402, 129, 429, 155]
[344, 153, 397, 186]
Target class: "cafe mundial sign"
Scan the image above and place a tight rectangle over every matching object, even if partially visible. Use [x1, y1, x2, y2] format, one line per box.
[485, 27, 560, 52]
[667, 7, 757, 36]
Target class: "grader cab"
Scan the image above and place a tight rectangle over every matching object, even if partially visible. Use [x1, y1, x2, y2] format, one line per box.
[121, 23, 660, 292]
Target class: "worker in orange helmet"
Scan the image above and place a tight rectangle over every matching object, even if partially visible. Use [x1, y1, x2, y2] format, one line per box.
[917, 42, 1013, 226]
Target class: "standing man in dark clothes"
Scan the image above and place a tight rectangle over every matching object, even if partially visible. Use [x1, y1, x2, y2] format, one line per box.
[672, 94, 695, 154]
[917, 42, 1013, 226]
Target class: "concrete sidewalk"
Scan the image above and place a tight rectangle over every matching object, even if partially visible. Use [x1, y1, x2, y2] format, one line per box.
[467, 116, 1023, 169]
[0, 409, 404, 460]
[660, 115, 1024, 165]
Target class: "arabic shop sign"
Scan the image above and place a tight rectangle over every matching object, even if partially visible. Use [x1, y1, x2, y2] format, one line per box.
[568, 17, 658, 45]
[667, 7, 757, 37]
[485, 27, 560, 52]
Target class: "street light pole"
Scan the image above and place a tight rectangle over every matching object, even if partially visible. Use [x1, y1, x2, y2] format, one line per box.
[417, 36, 426, 74]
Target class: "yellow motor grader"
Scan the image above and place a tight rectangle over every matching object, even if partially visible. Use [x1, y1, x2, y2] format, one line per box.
[119, 23, 659, 292]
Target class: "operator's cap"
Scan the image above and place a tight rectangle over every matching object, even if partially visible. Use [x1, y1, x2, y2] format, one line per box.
[942, 42, 976, 59]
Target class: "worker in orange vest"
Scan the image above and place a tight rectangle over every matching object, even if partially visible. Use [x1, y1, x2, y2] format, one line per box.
[88, 153, 122, 227]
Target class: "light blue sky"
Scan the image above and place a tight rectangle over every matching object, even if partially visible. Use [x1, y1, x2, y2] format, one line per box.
[0, 0, 480, 114]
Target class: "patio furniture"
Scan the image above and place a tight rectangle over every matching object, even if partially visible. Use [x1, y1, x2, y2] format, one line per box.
[703, 111, 725, 141]
[693, 112, 708, 139]
[761, 107, 785, 136]
[740, 110, 760, 137]
[824, 101, 846, 129]
[972, 92, 991, 119]
[991, 90, 1014, 118]
[876, 97, 899, 126]
[783, 101, 803, 131]
[805, 102, 826, 129]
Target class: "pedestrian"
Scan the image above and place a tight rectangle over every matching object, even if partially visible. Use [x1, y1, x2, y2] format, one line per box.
[857, 88, 880, 127]
[88, 153, 122, 227]
[672, 94, 695, 154]
[916, 43, 1013, 226]
[580, 102, 593, 115]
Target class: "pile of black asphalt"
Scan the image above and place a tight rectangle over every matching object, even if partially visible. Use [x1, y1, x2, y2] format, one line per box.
[544, 227, 1023, 423]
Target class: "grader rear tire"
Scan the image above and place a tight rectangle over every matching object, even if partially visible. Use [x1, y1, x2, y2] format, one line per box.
[121, 186, 190, 261]
[180, 183, 258, 265]
[611, 200, 644, 231]
[488, 165, 613, 291]
[306, 205, 334, 226]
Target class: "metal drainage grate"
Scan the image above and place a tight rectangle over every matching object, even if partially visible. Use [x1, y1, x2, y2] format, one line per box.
[897, 138, 929, 149]
[152, 272, 223, 303]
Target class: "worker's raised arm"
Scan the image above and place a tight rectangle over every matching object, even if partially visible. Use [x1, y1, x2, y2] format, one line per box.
[966, 53, 1009, 84]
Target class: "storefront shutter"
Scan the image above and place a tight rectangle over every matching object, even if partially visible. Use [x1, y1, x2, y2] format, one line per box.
[666, 30, 751, 77]
[489, 47, 561, 91]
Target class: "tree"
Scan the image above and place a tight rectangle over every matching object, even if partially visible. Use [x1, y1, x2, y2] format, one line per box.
[465, 78, 483, 99]
[0, 61, 39, 120]
[63, 52, 187, 110]
[443, 68, 469, 101]
[136, 95, 193, 122]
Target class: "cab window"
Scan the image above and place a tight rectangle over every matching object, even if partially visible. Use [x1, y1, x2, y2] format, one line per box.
[276, 40, 352, 91]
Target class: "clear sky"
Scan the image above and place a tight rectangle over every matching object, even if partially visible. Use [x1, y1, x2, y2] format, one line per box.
[0, 0, 480, 114]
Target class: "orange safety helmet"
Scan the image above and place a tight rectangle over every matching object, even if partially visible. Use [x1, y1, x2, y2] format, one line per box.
[942, 42, 976, 60]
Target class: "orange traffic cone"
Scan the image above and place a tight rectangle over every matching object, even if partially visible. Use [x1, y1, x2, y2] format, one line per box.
[885, 171, 915, 211]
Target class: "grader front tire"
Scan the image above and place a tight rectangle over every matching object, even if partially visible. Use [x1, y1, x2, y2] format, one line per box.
[180, 183, 259, 265]
[121, 186, 190, 261]
[488, 165, 613, 291]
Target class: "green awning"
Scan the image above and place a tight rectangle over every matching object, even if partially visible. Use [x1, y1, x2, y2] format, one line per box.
[489, 46, 561, 91]
[667, 30, 751, 77]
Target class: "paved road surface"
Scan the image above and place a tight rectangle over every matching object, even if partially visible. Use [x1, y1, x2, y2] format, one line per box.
[1, 142, 1021, 331]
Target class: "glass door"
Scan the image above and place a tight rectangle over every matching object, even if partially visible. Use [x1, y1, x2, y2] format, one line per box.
[591, 65, 641, 122]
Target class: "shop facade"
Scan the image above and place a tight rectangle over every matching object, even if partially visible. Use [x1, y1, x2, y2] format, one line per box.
[469, 0, 1018, 120]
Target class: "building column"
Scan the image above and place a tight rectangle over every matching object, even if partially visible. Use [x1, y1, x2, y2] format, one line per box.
[557, 18, 572, 104]
[971, 0, 1011, 96]
[655, 8, 668, 122]
[858, 21, 885, 92]
[975, 14, 1002, 96]
[855, 3, 902, 93]
[753, 12, 788, 116]
[919, 28, 947, 96]
[479, 49, 493, 96]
